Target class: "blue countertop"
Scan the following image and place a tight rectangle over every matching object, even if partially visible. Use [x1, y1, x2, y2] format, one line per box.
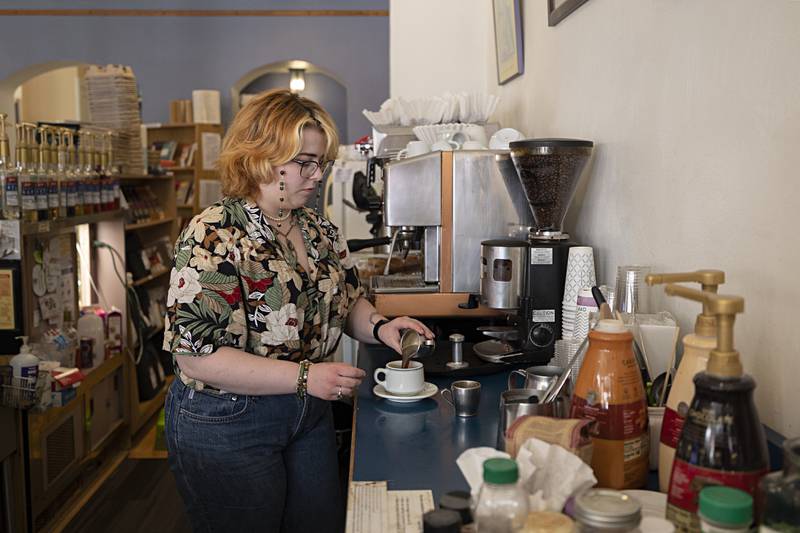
[350, 344, 786, 505]
[352, 344, 510, 502]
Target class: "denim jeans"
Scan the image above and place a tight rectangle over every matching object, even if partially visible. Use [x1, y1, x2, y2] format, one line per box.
[165, 378, 344, 533]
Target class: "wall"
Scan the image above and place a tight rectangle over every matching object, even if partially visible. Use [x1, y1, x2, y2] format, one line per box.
[391, 0, 800, 437]
[0, 1, 389, 142]
[389, 0, 491, 98]
[17, 66, 86, 123]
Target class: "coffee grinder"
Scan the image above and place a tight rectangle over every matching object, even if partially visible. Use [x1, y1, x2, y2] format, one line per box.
[480, 139, 594, 362]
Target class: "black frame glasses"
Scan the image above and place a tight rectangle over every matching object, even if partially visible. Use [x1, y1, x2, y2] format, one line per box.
[291, 159, 334, 178]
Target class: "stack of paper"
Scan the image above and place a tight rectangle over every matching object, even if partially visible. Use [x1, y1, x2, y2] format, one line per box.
[83, 64, 145, 175]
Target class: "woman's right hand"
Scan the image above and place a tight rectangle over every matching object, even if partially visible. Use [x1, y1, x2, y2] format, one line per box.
[307, 362, 366, 400]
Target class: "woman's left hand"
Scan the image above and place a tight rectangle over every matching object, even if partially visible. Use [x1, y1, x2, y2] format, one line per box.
[377, 316, 435, 355]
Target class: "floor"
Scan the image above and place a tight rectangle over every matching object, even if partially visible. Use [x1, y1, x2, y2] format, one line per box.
[63, 459, 190, 533]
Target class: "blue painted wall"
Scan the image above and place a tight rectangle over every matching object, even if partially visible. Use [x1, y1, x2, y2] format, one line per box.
[0, 1, 389, 142]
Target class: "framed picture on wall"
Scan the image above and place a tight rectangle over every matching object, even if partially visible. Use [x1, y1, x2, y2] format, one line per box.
[548, 0, 590, 27]
[493, 0, 524, 85]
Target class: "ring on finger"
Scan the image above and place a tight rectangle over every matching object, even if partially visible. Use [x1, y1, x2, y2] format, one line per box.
[337, 386, 343, 400]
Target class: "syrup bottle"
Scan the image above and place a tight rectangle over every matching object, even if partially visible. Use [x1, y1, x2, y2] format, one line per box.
[645, 270, 725, 492]
[45, 128, 59, 220]
[660, 285, 768, 532]
[570, 318, 650, 489]
[78, 132, 93, 214]
[107, 132, 120, 211]
[18, 125, 37, 222]
[0, 113, 19, 220]
[34, 126, 50, 221]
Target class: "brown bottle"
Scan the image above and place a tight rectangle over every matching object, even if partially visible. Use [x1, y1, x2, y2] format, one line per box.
[570, 319, 649, 489]
[661, 286, 768, 532]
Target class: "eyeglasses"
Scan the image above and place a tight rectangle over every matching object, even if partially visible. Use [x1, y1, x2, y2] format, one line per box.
[291, 159, 334, 178]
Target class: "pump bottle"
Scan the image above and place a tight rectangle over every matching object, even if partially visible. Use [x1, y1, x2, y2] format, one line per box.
[10, 336, 39, 380]
[659, 285, 768, 532]
[646, 270, 725, 492]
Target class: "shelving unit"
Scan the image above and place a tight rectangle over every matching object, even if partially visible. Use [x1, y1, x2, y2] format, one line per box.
[118, 173, 177, 436]
[146, 123, 224, 226]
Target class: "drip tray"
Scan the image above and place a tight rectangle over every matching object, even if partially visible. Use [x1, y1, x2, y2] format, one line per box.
[370, 274, 439, 294]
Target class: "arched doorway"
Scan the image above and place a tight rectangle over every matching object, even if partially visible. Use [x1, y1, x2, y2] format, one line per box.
[231, 60, 348, 142]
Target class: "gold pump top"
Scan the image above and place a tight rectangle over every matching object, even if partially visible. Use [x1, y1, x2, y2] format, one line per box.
[663, 284, 744, 379]
[646, 270, 725, 337]
[0, 113, 9, 165]
[15, 124, 25, 166]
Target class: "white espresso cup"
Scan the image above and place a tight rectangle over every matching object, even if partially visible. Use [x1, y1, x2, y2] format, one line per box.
[374, 360, 425, 396]
[396, 140, 430, 160]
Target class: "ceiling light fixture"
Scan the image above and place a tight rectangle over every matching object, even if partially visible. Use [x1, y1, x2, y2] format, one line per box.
[289, 69, 305, 93]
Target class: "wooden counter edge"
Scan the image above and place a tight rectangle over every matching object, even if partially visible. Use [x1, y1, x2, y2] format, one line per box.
[373, 292, 504, 318]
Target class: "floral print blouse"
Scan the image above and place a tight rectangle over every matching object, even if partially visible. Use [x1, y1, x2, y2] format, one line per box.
[163, 197, 364, 390]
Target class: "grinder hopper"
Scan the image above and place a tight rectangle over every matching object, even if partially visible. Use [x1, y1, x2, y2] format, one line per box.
[504, 138, 594, 239]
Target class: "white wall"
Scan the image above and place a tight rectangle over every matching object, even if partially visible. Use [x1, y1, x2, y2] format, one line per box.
[389, 0, 492, 98]
[391, 0, 800, 437]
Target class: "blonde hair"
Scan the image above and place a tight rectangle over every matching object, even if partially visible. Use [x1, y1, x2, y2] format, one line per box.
[218, 89, 339, 199]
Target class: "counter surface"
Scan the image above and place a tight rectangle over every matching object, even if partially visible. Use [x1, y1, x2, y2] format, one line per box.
[352, 343, 509, 502]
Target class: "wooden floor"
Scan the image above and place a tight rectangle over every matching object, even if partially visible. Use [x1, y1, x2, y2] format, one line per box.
[63, 459, 190, 533]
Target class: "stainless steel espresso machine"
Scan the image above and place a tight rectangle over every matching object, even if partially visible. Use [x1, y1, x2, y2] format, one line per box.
[479, 139, 594, 363]
[372, 149, 535, 318]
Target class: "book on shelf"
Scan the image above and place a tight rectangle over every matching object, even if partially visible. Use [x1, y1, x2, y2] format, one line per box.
[158, 140, 178, 162]
[175, 180, 194, 205]
[186, 142, 197, 168]
[176, 143, 192, 167]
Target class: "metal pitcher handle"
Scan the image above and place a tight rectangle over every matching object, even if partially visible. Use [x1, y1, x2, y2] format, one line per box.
[507, 369, 526, 390]
[441, 388, 453, 406]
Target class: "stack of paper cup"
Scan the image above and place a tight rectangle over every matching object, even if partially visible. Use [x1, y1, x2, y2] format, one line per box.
[562, 247, 596, 338]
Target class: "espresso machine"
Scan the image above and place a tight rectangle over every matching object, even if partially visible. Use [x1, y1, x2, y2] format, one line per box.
[479, 139, 594, 362]
[373, 149, 535, 318]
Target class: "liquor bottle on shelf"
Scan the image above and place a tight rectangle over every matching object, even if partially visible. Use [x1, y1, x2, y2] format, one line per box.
[61, 128, 77, 217]
[56, 129, 69, 218]
[87, 132, 101, 214]
[107, 132, 120, 210]
[18, 124, 37, 222]
[100, 133, 114, 211]
[0, 113, 19, 220]
[45, 128, 59, 220]
[78, 132, 92, 214]
[34, 126, 49, 221]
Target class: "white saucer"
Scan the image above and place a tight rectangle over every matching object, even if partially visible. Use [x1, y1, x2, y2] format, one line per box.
[373, 382, 439, 403]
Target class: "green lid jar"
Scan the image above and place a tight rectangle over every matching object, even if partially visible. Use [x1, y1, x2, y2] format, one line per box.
[698, 486, 752, 533]
[483, 458, 519, 484]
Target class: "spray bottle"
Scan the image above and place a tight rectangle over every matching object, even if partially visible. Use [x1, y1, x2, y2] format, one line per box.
[659, 285, 768, 532]
[646, 270, 725, 492]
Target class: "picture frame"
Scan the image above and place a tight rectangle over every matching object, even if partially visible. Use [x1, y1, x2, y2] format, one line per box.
[492, 0, 524, 85]
[548, 0, 590, 27]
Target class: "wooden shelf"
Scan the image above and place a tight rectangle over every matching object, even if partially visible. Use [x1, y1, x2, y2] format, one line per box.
[124, 217, 175, 231]
[21, 209, 124, 236]
[130, 268, 170, 287]
[149, 123, 198, 129]
[118, 174, 174, 181]
[129, 418, 167, 460]
[167, 166, 194, 172]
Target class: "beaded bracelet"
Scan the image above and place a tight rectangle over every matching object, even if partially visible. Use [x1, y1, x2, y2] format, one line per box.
[296, 359, 312, 399]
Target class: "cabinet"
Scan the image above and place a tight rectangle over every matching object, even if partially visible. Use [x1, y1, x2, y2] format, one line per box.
[145, 123, 224, 224]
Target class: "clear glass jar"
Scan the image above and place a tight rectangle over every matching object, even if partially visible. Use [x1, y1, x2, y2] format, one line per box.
[473, 458, 529, 532]
[759, 437, 800, 532]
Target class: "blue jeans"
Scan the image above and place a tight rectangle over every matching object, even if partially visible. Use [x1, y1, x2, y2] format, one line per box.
[165, 378, 344, 533]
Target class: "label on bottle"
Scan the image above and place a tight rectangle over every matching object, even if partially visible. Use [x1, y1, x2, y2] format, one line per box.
[35, 178, 48, 210]
[666, 459, 767, 531]
[21, 179, 36, 211]
[5, 174, 19, 207]
[66, 180, 78, 208]
[18, 364, 37, 379]
[660, 404, 686, 449]
[48, 179, 59, 208]
[92, 179, 101, 206]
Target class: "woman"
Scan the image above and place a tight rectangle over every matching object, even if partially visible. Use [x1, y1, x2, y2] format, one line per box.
[163, 89, 433, 533]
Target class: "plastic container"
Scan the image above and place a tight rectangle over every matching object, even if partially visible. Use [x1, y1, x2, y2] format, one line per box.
[77, 308, 106, 367]
[697, 486, 752, 532]
[10, 336, 39, 380]
[473, 458, 529, 532]
[574, 489, 641, 532]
